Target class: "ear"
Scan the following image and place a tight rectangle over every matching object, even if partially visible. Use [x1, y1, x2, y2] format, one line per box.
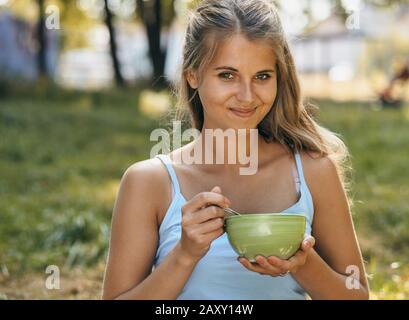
[185, 69, 199, 89]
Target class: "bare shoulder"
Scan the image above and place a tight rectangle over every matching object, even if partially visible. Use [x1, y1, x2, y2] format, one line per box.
[124, 157, 168, 184]
[300, 151, 339, 180]
[299, 151, 345, 208]
[118, 157, 172, 224]
[122, 157, 169, 194]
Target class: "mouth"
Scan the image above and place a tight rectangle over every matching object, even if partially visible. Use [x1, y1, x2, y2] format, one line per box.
[228, 107, 258, 118]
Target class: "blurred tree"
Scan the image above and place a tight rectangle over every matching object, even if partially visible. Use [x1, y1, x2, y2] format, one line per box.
[104, 0, 125, 87]
[36, 0, 47, 78]
[136, 0, 175, 89]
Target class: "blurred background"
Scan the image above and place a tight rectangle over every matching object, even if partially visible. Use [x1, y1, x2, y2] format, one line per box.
[0, 0, 408, 299]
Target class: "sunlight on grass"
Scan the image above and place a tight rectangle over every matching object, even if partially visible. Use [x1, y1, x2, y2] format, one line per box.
[368, 259, 409, 300]
[139, 89, 172, 118]
[96, 179, 120, 205]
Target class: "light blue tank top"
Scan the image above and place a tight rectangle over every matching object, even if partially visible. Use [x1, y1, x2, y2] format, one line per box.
[153, 152, 314, 300]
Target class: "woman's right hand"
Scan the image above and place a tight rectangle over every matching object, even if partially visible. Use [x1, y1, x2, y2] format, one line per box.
[178, 186, 231, 263]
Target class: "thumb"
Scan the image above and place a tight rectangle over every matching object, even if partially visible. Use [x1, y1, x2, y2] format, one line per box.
[302, 235, 315, 251]
[211, 186, 222, 194]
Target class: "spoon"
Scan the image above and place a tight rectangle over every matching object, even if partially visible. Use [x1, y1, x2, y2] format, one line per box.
[223, 207, 241, 216]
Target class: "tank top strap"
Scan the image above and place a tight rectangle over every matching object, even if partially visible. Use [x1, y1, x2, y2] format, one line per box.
[294, 152, 307, 189]
[155, 154, 181, 196]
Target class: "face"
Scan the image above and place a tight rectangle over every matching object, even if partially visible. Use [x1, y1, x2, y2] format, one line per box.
[186, 33, 278, 131]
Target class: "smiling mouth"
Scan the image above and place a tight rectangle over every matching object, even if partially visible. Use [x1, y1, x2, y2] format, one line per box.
[229, 107, 257, 118]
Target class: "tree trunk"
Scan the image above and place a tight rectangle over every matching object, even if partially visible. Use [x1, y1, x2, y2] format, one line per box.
[37, 0, 47, 78]
[137, 0, 168, 89]
[104, 0, 126, 87]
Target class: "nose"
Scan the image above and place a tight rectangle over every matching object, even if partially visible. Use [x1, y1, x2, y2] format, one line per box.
[236, 79, 255, 105]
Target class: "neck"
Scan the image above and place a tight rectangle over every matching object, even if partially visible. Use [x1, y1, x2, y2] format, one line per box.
[185, 127, 263, 175]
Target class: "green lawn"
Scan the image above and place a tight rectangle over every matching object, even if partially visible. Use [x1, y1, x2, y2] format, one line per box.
[0, 87, 408, 299]
[317, 99, 409, 299]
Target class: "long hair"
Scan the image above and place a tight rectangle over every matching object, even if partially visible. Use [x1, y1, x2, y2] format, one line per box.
[171, 0, 352, 195]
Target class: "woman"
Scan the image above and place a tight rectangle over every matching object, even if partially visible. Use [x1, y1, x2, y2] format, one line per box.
[102, 0, 369, 300]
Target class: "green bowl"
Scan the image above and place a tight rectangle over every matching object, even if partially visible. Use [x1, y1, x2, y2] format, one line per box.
[224, 213, 306, 261]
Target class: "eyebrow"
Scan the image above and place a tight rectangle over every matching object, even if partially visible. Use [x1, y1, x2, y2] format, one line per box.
[214, 66, 275, 73]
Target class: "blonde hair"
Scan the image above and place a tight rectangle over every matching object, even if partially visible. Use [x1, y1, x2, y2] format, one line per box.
[171, 0, 352, 195]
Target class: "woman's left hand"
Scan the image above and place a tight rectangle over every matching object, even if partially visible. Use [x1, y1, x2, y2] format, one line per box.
[237, 235, 315, 277]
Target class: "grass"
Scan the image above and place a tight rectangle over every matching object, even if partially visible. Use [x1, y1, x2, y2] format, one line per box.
[0, 87, 408, 299]
[315, 99, 409, 299]
[0, 86, 159, 281]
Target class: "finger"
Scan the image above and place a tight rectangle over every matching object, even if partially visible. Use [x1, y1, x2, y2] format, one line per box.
[189, 205, 226, 224]
[184, 190, 231, 213]
[301, 235, 315, 251]
[255, 256, 283, 275]
[267, 256, 292, 273]
[201, 227, 225, 242]
[211, 186, 222, 194]
[239, 257, 281, 276]
[194, 217, 224, 234]
[238, 257, 267, 274]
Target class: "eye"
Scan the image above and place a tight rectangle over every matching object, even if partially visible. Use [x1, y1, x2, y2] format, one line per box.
[218, 72, 234, 80]
[256, 73, 271, 81]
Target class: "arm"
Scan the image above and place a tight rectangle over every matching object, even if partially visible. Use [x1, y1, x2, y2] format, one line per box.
[238, 154, 369, 299]
[101, 161, 229, 300]
[291, 154, 369, 299]
[101, 160, 198, 300]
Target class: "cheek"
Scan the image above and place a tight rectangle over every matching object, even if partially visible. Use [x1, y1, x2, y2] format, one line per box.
[258, 87, 277, 118]
[260, 86, 277, 108]
[200, 83, 231, 110]
[268, 79, 278, 102]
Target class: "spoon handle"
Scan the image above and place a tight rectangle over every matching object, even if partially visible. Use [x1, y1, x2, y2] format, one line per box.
[223, 207, 241, 216]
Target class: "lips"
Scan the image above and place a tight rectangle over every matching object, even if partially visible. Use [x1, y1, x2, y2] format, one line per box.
[229, 107, 257, 118]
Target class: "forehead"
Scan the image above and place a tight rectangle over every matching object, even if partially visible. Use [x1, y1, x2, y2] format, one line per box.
[209, 33, 276, 68]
